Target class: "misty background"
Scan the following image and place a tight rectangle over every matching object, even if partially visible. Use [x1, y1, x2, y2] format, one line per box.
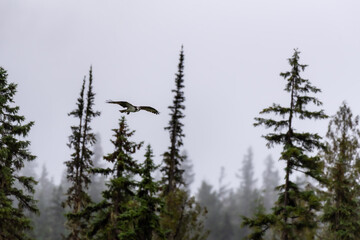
[1, 0, 360, 194]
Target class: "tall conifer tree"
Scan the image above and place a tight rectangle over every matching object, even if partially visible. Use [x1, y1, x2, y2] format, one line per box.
[82, 116, 142, 239]
[162, 46, 186, 194]
[0, 66, 38, 240]
[160, 47, 208, 240]
[244, 50, 327, 240]
[321, 102, 360, 239]
[64, 66, 100, 239]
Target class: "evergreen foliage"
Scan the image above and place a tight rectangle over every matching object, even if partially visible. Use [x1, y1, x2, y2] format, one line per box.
[78, 116, 143, 239]
[64, 66, 100, 239]
[136, 145, 165, 240]
[160, 189, 209, 240]
[0, 66, 38, 240]
[245, 49, 327, 240]
[321, 102, 360, 239]
[162, 46, 186, 194]
[159, 46, 208, 240]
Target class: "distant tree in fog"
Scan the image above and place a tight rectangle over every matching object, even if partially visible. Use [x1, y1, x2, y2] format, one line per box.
[31, 165, 55, 239]
[218, 166, 229, 201]
[88, 133, 106, 203]
[197, 181, 222, 240]
[180, 150, 195, 191]
[261, 155, 279, 212]
[236, 147, 259, 239]
[47, 186, 66, 240]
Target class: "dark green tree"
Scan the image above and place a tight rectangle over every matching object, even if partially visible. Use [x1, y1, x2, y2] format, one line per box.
[321, 102, 360, 239]
[135, 145, 165, 240]
[162, 46, 186, 194]
[0, 66, 38, 240]
[160, 47, 208, 240]
[64, 66, 100, 239]
[244, 49, 327, 240]
[82, 116, 142, 239]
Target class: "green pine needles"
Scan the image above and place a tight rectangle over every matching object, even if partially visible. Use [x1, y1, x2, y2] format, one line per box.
[75, 117, 165, 240]
[0, 66, 38, 240]
[245, 49, 328, 240]
[159, 46, 208, 240]
[64, 66, 100, 239]
[89, 116, 143, 239]
[321, 102, 360, 239]
[162, 46, 186, 194]
[136, 145, 165, 240]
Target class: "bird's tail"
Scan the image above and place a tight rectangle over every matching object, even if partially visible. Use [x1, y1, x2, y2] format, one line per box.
[106, 99, 114, 104]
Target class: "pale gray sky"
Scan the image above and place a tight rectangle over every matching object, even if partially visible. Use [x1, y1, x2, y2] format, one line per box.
[1, 0, 360, 193]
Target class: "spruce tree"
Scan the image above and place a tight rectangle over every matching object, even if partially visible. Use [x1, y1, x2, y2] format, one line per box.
[0, 66, 38, 240]
[136, 145, 165, 240]
[64, 66, 100, 239]
[162, 46, 186, 194]
[321, 102, 360, 239]
[160, 47, 208, 240]
[244, 49, 327, 240]
[82, 116, 143, 239]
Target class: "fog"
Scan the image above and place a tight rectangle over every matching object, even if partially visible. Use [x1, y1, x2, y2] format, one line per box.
[1, 0, 360, 193]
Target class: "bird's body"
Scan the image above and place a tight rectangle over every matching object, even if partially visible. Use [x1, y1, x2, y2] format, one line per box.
[107, 100, 159, 115]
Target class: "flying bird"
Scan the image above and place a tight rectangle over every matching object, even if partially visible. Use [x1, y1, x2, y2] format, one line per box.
[106, 100, 160, 115]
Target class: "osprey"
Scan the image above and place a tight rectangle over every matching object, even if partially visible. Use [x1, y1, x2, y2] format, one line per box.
[106, 100, 160, 115]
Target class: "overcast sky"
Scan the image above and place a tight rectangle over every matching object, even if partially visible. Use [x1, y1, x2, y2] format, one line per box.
[1, 0, 360, 193]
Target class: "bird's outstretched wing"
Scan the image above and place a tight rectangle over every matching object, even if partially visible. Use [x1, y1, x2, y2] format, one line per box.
[106, 100, 134, 108]
[139, 106, 160, 115]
